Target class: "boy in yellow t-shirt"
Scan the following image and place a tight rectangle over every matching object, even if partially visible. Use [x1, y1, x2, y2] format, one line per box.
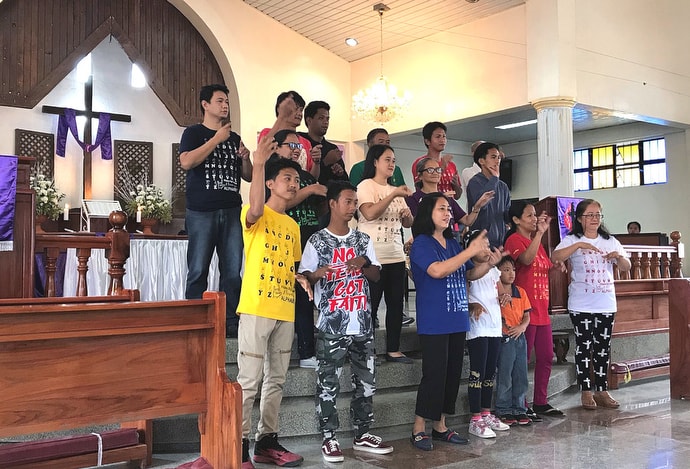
[237, 128, 312, 468]
[495, 255, 532, 427]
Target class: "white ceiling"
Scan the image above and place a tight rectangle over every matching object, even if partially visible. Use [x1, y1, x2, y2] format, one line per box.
[243, 0, 525, 62]
[243, 0, 686, 145]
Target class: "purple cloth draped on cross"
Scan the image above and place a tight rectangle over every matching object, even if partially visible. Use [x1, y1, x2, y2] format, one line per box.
[56, 108, 113, 160]
[0, 155, 18, 251]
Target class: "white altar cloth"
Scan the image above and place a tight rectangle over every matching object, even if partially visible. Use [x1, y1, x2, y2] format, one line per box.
[63, 238, 219, 301]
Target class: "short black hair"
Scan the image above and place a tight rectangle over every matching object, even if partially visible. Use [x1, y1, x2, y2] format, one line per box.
[274, 91, 305, 116]
[265, 156, 301, 182]
[274, 129, 298, 146]
[627, 221, 641, 231]
[199, 84, 229, 114]
[304, 100, 329, 120]
[366, 128, 388, 146]
[422, 122, 447, 148]
[411, 192, 453, 239]
[473, 142, 501, 164]
[327, 180, 356, 202]
[496, 255, 515, 269]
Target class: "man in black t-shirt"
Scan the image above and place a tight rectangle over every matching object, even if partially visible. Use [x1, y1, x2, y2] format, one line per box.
[179, 84, 253, 337]
[299, 101, 349, 186]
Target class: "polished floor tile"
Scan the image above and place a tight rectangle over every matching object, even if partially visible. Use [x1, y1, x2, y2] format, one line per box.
[144, 378, 690, 469]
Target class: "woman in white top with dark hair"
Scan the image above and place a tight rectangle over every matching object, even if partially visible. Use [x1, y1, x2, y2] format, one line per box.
[357, 144, 414, 363]
[552, 199, 631, 410]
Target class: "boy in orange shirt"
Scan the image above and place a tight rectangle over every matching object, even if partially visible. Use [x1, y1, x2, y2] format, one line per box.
[495, 256, 532, 426]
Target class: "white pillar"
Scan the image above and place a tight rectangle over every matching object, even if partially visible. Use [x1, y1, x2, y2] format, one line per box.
[532, 97, 575, 199]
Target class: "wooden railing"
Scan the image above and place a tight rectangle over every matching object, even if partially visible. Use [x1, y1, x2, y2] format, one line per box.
[614, 231, 683, 280]
[34, 211, 130, 297]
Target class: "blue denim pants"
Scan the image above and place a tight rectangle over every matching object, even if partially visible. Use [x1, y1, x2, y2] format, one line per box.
[185, 207, 243, 327]
[495, 334, 528, 416]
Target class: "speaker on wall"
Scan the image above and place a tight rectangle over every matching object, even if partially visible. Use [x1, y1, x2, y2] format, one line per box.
[499, 158, 513, 190]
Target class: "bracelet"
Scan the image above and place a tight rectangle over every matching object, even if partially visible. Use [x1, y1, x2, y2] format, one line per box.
[472, 207, 480, 213]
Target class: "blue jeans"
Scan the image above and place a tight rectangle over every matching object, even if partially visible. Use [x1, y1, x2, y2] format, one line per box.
[185, 207, 243, 327]
[495, 334, 528, 416]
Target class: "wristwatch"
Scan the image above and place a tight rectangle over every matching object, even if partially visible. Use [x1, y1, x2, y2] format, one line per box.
[361, 255, 372, 268]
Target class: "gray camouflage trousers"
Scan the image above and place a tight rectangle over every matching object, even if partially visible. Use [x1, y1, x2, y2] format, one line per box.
[315, 331, 376, 439]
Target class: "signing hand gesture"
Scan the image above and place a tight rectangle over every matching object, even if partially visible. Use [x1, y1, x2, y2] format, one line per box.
[394, 185, 413, 198]
[469, 302, 485, 320]
[214, 122, 233, 145]
[295, 273, 313, 301]
[536, 211, 552, 233]
[475, 190, 495, 210]
[254, 134, 277, 166]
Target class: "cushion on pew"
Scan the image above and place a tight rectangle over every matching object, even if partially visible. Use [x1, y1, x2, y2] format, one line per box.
[0, 428, 140, 465]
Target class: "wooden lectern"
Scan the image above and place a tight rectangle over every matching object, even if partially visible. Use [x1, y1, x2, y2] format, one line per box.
[0, 156, 35, 298]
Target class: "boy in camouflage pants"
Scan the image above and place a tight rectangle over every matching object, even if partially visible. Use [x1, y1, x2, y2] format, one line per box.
[299, 181, 394, 463]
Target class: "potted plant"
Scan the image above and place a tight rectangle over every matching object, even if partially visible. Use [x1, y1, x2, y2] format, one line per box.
[30, 173, 65, 232]
[118, 178, 173, 234]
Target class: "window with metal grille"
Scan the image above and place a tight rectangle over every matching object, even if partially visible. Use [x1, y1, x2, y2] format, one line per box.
[573, 137, 666, 191]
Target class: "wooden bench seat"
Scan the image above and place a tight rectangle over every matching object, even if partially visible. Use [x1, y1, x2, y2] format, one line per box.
[0, 291, 241, 469]
[608, 354, 670, 390]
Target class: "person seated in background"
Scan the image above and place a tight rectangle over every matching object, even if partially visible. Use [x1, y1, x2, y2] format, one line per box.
[627, 221, 641, 234]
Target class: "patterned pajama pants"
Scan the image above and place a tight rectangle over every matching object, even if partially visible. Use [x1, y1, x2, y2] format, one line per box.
[569, 311, 615, 391]
[315, 331, 376, 439]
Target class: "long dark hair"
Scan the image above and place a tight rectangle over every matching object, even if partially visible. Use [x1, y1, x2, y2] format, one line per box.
[569, 199, 611, 239]
[504, 200, 531, 244]
[361, 144, 394, 184]
[411, 192, 453, 239]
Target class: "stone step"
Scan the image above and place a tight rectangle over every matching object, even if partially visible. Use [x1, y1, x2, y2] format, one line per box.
[152, 352, 577, 452]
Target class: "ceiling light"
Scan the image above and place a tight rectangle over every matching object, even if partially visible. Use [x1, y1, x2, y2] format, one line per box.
[352, 3, 411, 123]
[345, 37, 358, 47]
[495, 119, 538, 130]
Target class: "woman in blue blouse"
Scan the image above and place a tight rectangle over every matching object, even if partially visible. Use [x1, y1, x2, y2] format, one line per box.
[408, 192, 497, 450]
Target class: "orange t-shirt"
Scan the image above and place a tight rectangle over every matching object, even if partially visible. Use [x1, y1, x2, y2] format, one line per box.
[500, 284, 532, 335]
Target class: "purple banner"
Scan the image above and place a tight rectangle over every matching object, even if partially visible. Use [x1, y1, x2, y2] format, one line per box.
[56, 108, 112, 160]
[556, 196, 583, 240]
[0, 155, 18, 251]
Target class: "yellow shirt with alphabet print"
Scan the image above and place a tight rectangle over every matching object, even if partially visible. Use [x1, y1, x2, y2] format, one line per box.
[237, 204, 302, 321]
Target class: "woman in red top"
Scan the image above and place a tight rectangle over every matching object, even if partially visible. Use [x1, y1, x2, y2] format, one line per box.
[504, 201, 564, 418]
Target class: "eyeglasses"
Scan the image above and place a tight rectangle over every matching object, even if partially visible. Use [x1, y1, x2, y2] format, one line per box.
[420, 167, 443, 174]
[281, 142, 303, 150]
[582, 213, 604, 220]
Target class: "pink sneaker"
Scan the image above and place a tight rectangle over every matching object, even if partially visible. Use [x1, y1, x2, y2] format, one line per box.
[483, 413, 510, 431]
[469, 418, 496, 439]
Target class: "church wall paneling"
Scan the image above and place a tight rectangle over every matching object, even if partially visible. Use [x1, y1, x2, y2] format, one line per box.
[0, 0, 224, 126]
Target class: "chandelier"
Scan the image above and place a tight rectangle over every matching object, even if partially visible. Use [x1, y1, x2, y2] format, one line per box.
[352, 3, 411, 123]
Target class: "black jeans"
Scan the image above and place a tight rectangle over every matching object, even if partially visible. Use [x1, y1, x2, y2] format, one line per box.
[415, 332, 466, 420]
[369, 261, 406, 353]
[467, 336, 501, 413]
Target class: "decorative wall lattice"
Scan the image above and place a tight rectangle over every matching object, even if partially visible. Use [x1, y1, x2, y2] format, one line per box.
[15, 129, 54, 178]
[172, 143, 186, 217]
[114, 140, 153, 204]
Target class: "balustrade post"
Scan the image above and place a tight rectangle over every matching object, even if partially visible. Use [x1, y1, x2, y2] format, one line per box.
[106, 211, 129, 296]
[43, 246, 60, 297]
[670, 231, 683, 278]
[75, 247, 92, 296]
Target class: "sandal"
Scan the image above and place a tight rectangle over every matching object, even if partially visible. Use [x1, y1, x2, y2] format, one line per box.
[432, 428, 468, 445]
[533, 403, 565, 416]
[581, 391, 597, 410]
[410, 432, 433, 451]
[593, 391, 620, 409]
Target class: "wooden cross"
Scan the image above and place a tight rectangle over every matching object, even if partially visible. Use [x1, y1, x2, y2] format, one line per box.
[42, 75, 131, 200]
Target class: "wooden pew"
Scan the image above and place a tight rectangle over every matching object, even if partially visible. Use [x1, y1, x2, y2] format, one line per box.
[0, 291, 241, 468]
[669, 279, 690, 399]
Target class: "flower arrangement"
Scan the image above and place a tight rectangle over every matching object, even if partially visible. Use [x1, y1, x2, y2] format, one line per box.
[30, 173, 65, 220]
[119, 181, 173, 224]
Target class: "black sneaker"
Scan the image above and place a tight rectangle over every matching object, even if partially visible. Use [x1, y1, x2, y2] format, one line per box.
[526, 407, 543, 422]
[253, 433, 304, 467]
[402, 315, 415, 326]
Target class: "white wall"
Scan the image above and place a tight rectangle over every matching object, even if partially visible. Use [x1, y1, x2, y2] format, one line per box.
[0, 38, 184, 209]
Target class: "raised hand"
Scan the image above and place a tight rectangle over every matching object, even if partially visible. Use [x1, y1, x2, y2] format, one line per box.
[214, 122, 232, 144]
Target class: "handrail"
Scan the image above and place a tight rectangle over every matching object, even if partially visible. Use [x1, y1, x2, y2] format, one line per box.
[34, 211, 130, 297]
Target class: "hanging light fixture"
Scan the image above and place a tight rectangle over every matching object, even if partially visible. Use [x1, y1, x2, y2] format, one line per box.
[352, 3, 411, 123]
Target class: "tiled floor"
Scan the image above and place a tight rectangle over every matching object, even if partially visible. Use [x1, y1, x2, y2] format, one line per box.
[143, 378, 690, 468]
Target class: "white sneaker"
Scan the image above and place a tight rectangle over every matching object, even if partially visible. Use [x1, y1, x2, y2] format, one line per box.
[469, 418, 496, 439]
[299, 356, 318, 369]
[483, 413, 510, 431]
